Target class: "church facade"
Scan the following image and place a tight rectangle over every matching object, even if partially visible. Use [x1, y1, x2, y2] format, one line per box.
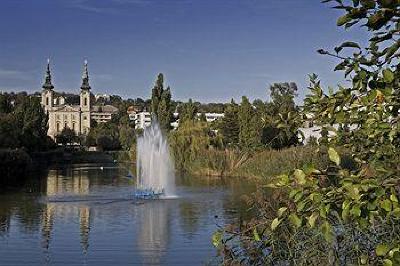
[40, 60, 118, 139]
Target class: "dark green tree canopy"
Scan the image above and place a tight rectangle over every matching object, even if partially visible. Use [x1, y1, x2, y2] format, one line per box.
[151, 73, 173, 131]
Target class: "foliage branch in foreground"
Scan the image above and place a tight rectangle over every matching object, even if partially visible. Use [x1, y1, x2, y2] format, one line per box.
[214, 1, 400, 265]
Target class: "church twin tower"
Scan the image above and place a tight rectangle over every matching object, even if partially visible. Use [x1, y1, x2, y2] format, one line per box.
[41, 60, 92, 139]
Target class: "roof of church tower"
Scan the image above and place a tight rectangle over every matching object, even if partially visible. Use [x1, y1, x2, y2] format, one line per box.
[42, 58, 54, 90]
[81, 60, 91, 90]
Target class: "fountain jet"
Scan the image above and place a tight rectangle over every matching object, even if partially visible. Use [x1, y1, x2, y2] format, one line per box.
[136, 119, 175, 198]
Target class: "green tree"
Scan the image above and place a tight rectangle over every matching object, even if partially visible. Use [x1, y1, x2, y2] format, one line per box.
[0, 94, 12, 114]
[179, 99, 198, 123]
[158, 87, 173, 131]
[219, 100, 240, 146]
[238, 96, 261, 150]
[119, 124, 136, 150]
[0, 115, 20, 148]
[263, 82, 301, 148]
[169, 120, 210, 171]
[151, 73, 164, 116]
[56, 127, 76, 146]
[14, 96, 50, 151]
[151, 73, 173, 131]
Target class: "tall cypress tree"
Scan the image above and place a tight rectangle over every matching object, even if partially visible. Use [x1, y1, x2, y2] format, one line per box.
[150, 73, 173, 131]
[238, 96, 261, 150]
[219, 99, 239, 146]
[158, 87, 172, 131]
[151, 73, 164, 116]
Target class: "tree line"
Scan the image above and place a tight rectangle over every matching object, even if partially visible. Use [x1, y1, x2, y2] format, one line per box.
[0, 92, 53, 152]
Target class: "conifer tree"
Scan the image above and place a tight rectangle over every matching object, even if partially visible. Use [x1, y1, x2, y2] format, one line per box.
[150, 73, 173, 131]
[219, 99, 240, 146]
[238, 96, 261, 150]
[151, 73, 164, 116]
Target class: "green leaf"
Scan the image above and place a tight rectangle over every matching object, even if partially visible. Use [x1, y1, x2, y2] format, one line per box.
[289, 189, 300, 199]
[351, 204, 361, 217]
[381, 199, 393, 212]
[303, 162, 316, 175]
[328, 147, 341, 166]
[376, 244, 390, 256]
[391, 251, 400, 265]
[307, 212, 319, 228]
[253, 228, 261, 241]
[383, 259, 393, 266]
[294, 169, 306, 185]
[361, 0, 376, 9]
[212, 230, 222, 248]
[297, 200, 307, 212]
[321, 221, 334, 242]
[271, 218, 281, 231]
[277, 207, 287, 217]
[289, 213, 302, 229]
[392, 208, 400, 218]
[390, 194, 398, 203]
[383, 69, 395, 83]
[337, 14, 352, 26]
[340, 41, 361, 49]
[276, 174, 289, 186]
[360, 254, 368, 264]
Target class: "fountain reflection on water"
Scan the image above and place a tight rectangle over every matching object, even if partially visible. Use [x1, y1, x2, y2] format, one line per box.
[136, 119, 176, 198]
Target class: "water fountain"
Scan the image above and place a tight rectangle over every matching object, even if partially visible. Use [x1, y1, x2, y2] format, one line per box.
[135, 119, 175, 199]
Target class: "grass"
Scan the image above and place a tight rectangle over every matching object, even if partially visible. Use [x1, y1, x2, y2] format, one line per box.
[177, 145, 355, 180]
[229, 145, 330, 179]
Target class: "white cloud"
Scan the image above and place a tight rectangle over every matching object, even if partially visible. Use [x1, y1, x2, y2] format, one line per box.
[67, 0, 152, 14]
[0, 69, 23, 77]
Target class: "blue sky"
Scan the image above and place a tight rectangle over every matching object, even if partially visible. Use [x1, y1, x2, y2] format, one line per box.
[0, 0, 365, 102]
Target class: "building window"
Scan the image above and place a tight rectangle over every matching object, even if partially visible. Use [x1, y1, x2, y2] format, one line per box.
[46, 97, 49, 106]
[83, 116, 87, 120]
[72, 122, 76, 131]
[84, 98, 87, 106]
[64, 122, 68, 129]
[56, 122, 60, 132]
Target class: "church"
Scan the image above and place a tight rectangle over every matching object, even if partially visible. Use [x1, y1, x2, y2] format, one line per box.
[40, 60, 118, 139]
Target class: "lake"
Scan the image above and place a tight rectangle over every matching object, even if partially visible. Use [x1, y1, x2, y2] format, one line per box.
[0, 163, 256, 265]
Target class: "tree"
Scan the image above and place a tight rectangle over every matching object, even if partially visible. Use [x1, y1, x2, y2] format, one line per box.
[119, 125, 136, 150]
[0, 93, 54, 151]
[56, 128, 76, 146]
[158, 87, 173, 131]
[179, 99, 198, 123]
[263, 82, 301, 149]
[169, 120, 210, 171]
[151, 73, 173, 131]
[238, 96, 262, 150]
[0, 115, 20, 148]
[0, 94, 12, 114]
[199, 112, 207, 122]
[219, 100, 240, 146]
[151, 73, 164, 116]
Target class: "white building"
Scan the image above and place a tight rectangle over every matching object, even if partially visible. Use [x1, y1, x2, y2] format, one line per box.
[133, 111, 225, 130]
[197, 112, 224, 123]
[135, 112, 152, 129]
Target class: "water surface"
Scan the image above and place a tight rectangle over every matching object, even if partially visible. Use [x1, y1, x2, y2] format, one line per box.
[0, 164, 255, 265]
